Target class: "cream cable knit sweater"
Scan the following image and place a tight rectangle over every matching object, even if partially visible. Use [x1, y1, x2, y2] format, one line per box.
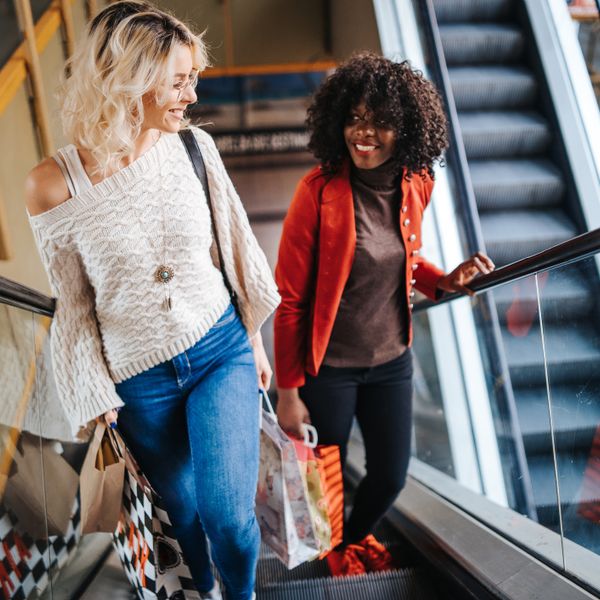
[28, 127, 280, 436]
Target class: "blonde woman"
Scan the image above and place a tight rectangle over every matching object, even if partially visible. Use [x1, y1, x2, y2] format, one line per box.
[25, 2, 279, 599]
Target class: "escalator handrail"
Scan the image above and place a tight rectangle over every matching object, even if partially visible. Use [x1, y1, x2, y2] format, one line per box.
[0, 275, 55, 317]
[414, 226, 600, 312]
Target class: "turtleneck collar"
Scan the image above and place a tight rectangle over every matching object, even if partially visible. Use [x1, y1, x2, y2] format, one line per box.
[351, 158, 401, 191]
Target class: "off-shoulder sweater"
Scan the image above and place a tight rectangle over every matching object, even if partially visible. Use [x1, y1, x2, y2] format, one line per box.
[28, 127, 280, 436]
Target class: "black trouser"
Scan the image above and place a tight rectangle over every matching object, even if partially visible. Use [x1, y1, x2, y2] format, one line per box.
[299, 350, 413, 545]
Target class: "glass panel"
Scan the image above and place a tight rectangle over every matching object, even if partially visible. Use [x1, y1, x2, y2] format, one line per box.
[538, 256, 600, 565]
[0, 0, 23, 66]
[0, 304, 52, 599]
[412, 272, 565, 538]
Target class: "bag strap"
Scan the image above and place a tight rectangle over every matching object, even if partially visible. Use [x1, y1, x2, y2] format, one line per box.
[179, 129, 238, 309]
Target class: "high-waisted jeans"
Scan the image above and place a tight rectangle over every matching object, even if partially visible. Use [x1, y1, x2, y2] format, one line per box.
[115, 303, 259, 600]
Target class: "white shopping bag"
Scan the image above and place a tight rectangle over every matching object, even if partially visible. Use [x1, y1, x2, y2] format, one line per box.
[255, 391, 321, 569]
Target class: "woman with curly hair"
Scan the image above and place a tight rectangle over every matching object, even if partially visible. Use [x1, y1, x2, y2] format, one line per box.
[274, 52, 493, 576]
[25, 2, 279, 598]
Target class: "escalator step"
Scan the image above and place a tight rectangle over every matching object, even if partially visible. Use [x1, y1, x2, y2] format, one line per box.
[470, 159, 564, 210]
[257, 568, 438, 600]
[450, 66, 537, 110]
[501, 322, 600, 386]
[481, 208, 576, 265]
[440, 24, 524, 65]
[514, 384, 600, 454]
[433, 0, 514, 23]
[492, 266, 592, 325]
[460, 111, 551, 159]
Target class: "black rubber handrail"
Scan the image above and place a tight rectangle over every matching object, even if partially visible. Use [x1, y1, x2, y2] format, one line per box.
[414, 227, 600, 312]
[0, 275, 55, 317]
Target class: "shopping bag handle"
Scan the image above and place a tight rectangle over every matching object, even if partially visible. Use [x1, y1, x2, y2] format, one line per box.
[259, 389, 318, 448]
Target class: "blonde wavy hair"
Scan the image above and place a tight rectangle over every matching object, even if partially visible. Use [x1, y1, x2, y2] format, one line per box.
[60, 1, 208, 175]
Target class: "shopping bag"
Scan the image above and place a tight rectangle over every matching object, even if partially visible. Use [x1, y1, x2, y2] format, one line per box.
[80, 423, 125, 534]
[2, 432, 78, 539]
[577, 424, 600, 524]
[292, 440, 344, 557]
[111, 430, 198, 599]
[0, 495, 81, 599]
[256, 391, 322, 569]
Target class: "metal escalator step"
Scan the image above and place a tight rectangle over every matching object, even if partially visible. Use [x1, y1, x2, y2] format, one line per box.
[257, 568, 438, 600]
[492, 265, 592, 324]
[433, 0, 514, 23]
[449, 66, 537, 110]
[459, 112, 551, 159]
[513, 385, 600, 454]
[528, 452, 596, 514]
[501, 322, 600, 386]
[440, 24, 524, 65]
[470, 159, 564, 210]
[481, 209, 576, 266]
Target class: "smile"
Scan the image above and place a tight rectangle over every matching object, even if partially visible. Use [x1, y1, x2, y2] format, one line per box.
[354, 143, 378, 152]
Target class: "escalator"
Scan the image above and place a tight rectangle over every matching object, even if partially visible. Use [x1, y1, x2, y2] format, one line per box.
[428, 0, 600, 549]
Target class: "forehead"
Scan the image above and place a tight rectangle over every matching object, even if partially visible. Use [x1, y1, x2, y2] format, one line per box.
[167, 44, 194, 77]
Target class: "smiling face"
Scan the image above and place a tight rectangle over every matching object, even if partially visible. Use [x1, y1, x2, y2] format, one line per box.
[343, 101, 396, 170]
[142, 44, 198, 133]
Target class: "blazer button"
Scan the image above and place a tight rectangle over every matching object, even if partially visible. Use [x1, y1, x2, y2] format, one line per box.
[409, 291, 415, 298]
[412, 264, 419, 271]
[410, 278, 416, 285]
[412, 249, 420, 256]
[402, 205, 408, 213]
[409, 234, 417, 242]
[403, 218, 411, 227]
[409, 303, 414, 310]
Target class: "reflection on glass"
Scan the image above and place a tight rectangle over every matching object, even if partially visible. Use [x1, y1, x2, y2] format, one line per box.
[0, 306, 89, 599]
[539, 257, 600, 561]
[492, 273, 561, 530]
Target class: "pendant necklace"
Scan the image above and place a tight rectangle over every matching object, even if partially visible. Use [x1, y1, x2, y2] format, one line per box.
[147, 131, 174, 311]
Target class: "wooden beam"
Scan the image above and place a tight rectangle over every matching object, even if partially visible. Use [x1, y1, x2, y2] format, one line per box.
[59, 0, 77, 58]
[13, 0, 55, 157]
[204, 60, 337, 79]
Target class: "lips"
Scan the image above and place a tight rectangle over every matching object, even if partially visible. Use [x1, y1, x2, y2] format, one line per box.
[168, 108, 185, 119]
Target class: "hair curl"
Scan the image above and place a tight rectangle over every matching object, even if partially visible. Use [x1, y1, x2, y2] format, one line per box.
[60, 1, 208, 175]
[307, 52, 448, 178]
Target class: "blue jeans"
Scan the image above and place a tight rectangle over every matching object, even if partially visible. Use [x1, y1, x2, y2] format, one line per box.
[115, 304, 260, 600]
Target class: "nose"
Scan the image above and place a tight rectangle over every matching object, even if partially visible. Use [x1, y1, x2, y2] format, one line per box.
[356, 120, 375, 136]
[181, 83, 197, 105]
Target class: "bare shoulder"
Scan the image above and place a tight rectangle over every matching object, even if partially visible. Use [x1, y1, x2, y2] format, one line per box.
[25, 157, 70, 217]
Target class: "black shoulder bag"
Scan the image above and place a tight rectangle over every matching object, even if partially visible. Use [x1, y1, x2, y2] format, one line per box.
[179, 129, 239, 310]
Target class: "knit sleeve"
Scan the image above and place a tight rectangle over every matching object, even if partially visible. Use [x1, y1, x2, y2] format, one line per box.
[32, 230, 124, 437]
[191, 128, 280, 336]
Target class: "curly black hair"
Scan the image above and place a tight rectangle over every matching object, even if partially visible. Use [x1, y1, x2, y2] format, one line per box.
[307, 52, 448, 178]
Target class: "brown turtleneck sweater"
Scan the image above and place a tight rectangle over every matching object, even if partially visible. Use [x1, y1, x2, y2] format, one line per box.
[323, 160, 408, 368]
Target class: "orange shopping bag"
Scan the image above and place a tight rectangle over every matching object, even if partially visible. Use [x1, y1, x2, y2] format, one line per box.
[577, 424, 600, 524]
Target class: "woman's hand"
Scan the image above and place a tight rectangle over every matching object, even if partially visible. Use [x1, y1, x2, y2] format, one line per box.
[437, 251, 495, 297]
[250, 331, 273, 390]
[96, 408, 119, 429]
[276, 387, 311, 438]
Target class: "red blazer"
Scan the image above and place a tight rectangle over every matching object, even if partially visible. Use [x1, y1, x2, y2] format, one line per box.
[274, 163, 445, 389]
